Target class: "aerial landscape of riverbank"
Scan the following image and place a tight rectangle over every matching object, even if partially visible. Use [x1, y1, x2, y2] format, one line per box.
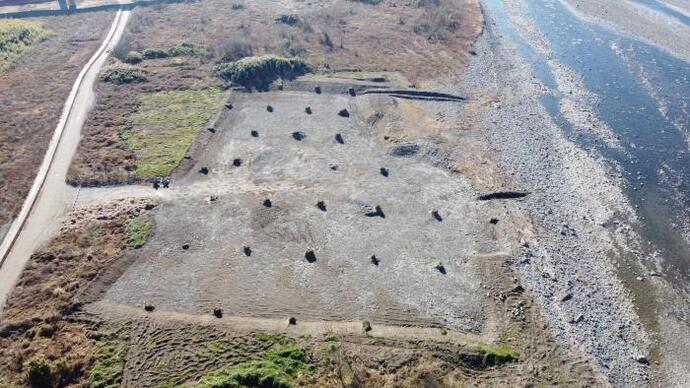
[0, 0, 688, 386]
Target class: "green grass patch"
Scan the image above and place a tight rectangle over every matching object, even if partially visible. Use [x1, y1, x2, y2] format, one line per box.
[479, 344, 519, 366]
[255, 332, 295, 346]
[197, 343, 314, 388]
[86, 225, 105, 245]
[126, 218, 152, 249]
[122, 88, 223, 178]
[101, 66, 148, 84]
[0, 19, 51, 74]
[89, 341, 127, 388]
[214, 55, 309, 89]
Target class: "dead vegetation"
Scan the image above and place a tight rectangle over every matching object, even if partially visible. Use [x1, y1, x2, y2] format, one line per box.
[0, 199, 156, 387]
[0, 11, 114, 226]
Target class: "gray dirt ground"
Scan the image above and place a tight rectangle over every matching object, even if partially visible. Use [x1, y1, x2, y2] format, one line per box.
[104, 80, 504, 332]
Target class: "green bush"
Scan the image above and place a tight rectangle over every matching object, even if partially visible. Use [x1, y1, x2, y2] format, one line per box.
[25, 355, 52, 388]
[214, 55, 309, 89]
[479, 344, 519, 366]
[275, 14, 299, 25]
[0, 20, 51, 74]
[124, 51, 143, 64]
[142, 43, 204, 60]
[100, 66, 148, 84]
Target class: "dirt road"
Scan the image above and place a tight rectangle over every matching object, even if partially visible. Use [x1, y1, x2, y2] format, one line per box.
[0, 9, 131, 311]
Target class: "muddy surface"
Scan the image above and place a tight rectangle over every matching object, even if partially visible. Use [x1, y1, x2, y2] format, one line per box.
[104, 81, 505, 332]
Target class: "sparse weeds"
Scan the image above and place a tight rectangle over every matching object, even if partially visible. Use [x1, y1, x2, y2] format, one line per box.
[89, 341, 127, 388]
[126, 218, 152, 249]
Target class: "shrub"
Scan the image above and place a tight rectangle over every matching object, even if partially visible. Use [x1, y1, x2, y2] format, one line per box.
[214, 55, 309, 90]
[141, 48, 169, 59]
[413, 0, 461, 42]
[275, 14, 299, 25]
[0, 20, 50, 74]
[124, 51, 143, 64]
[25, 355, 52, 388]
[142, 43, 203, 60]
[479, 344, 519, 366]
[100, 66, 148, 84]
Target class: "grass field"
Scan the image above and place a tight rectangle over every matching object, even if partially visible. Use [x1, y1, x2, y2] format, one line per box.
[123, 88, 223, 178]
[0, 19, 50, 74]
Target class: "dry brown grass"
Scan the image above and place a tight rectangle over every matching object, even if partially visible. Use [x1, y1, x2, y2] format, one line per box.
[0, 11, 114, 226]
[0, 199, 156, 387]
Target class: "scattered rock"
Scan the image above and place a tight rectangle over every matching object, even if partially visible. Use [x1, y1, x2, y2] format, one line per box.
[288, 317, 297, 325]
[570, 314, 584, 324]
[144, 304, 155, 312]
[292, 131, 306, 141]
[316, 201, 327, 212]
[305, 250, 317, 263]
[314, 86, 321, 94]
[436, 263, 447, 274]
[251, 130, 259, 137]
[380, 167, 389, 177]
[490, 218, 499, 225]
[335, 133, 344, 144]
[225, 103, 233, 109]
[634, 355, 649, 365]
[233, 158, 242, 167]
[182, 244, 190, 250]
[152, 181, 160, 190]
[266, 105, 274, 112]
[305, 106, 312, 114]
[144, 204, 156, 210]
[365, 205, 385, 218]
[209, 195, 219, 202]
[207, 127, 216, 133]
[370, 255, 380, 266]
[348, 87, 356, 96]
[362, 320, 372, 333]
[330, 165, 338, 171]
[199, 167, 209, 175]
[338, 109, 350, 118]
[243, 246, 252, 257]
[560, 293, 573, 302]
[263, 199, 272, 208]
[213, 308, 223, 318]
[431, 210, 443, 222]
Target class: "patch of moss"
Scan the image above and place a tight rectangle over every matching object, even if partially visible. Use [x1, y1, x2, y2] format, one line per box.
[122, 88, 223, 178]
[479, 344, 519, 366]
[89, 341, 127, 388]
[0, 20, 51, 74]
[126, 218, 152, 249]
[214, 55, 309, 89]
[101, 66, 148, 84]
[197, 343, 314, 388]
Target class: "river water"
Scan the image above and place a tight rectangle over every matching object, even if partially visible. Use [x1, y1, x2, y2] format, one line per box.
[484, 0, 690, 288]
